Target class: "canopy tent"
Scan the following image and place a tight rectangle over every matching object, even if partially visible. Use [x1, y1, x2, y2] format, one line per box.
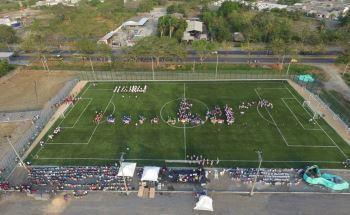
[117, 162, 137, 177]
[194, 195, 214, 212]
[141, 166, 160, 182]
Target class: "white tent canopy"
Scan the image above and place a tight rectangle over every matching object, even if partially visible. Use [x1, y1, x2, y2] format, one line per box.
[194, 195, 214, 212]
[117, 162, 137, 177]
[141, 166, 160, 182]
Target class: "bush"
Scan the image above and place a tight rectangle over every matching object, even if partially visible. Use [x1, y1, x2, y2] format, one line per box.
[0, 60, 14, 77]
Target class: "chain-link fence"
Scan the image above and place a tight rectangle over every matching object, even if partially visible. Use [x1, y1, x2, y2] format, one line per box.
[77, 70, 298, 81]
[0, 79, 79, 180]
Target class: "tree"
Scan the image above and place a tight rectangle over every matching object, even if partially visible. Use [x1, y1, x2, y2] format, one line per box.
[337, 47, 350, 76]
[129, 36, 187, 66]
[0, 60, 14, 77]
[192, 40, 217, 63]
[0, 25, 18, 45]
[218, 2, 243, 17]
[267, 38, 288, 66]
[157, 15, 187, 41]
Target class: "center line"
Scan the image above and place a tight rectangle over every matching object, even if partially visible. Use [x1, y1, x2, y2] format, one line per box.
[183, 83, 187, 159]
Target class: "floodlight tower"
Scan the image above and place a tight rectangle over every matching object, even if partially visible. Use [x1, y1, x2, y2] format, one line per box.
[119, 152, 129, 194]
[250, 150, 263, 196]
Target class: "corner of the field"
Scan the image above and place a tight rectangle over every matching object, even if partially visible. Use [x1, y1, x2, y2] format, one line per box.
[22, 80, 88, 162]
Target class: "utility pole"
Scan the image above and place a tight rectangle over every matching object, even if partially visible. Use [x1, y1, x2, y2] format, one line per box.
[151, 57, 155, 80]
[342, 63, 349, 76]
[192, 59, 196, 73]
[250, 150, 263, 196]
[119, 152, 129, 195]
[212, 51, 219, 79]
[34, 80, 38, 105]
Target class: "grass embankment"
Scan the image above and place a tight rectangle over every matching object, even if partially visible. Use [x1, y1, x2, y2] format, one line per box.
[27, 61, 323, 78]
[319, 90, 350, 126]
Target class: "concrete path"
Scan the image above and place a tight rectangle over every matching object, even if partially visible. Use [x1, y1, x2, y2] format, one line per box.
[1, 192, 350, 215]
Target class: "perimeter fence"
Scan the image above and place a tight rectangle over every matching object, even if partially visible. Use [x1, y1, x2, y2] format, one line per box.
[0, 79, 79, 180]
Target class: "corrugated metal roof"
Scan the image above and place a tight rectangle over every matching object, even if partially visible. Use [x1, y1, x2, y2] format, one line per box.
[0, 52, 14, 58]
[186, 20, 203, 32]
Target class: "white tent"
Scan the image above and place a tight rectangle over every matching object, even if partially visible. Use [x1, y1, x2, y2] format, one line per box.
[194, 195, 214, 212]
[141, 166, 160, 182]
[117, 162, 137, 177]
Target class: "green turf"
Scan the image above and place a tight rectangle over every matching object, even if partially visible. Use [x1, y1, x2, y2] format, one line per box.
[26, 81, 350, 168]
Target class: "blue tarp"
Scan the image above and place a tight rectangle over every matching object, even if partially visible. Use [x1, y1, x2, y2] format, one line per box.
[298, 74, 315, 83]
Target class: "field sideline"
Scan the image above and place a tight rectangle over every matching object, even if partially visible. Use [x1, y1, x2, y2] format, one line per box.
[26, 81, 350, 168]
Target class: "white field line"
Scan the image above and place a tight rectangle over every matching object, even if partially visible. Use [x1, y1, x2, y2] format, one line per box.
[183, 83, 187, 159]
[284, 87, 348, 159]
[255, 105, 275, 125]
[80, 83, 91, 97]
[281, 98, 322, 131]
[254, 88, 289, 147]
[37, 93, 115, 155]
[60, 98, 93, 129]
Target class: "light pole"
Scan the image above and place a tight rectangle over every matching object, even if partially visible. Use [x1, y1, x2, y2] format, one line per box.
[212, 51, 219, 79]
[6, 136, 29, 172]
[151, 57, 155, 80]
[119, 152, 129, 195]
[250, 150, 263, 196]
[342, 63, 349, 76]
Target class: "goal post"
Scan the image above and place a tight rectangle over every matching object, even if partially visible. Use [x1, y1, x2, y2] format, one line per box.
[302, 100, 320, 120]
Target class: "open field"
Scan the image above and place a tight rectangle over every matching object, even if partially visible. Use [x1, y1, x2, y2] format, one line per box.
[0, 70, 74, 111]
[26, 81, 350, 168]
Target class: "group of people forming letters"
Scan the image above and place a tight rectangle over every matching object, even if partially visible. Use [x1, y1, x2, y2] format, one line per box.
[113, 85, 147, 93]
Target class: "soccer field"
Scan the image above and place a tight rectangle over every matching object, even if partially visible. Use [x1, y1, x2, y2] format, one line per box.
[26, 81, 350, 168]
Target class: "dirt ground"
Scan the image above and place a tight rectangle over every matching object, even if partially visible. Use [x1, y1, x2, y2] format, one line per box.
[0, 69, 75, 112]
[0, 121, 32, 159]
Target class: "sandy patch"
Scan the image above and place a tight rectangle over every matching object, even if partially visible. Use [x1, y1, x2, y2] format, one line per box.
[0, 69, 75, 112]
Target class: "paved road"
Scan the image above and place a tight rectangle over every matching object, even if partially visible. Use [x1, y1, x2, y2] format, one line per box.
[10, 54, 336, 65]
[1, 192, 350, 215]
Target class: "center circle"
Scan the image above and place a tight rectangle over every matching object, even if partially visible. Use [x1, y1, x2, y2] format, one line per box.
[160, 98, 209, 128]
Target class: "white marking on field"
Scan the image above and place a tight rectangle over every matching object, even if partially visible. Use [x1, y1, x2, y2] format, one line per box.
[183, 83, 187, 159]
[36, 93, 115, 158]
[281, 98, 322, 131]
[255, 88, 336, 148]
[255, 88, 288, 146]
[284, 86, 348, 159]
[60, 98, 92, 128]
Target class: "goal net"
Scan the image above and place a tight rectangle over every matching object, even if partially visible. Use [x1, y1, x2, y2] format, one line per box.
[302, 100, 320, 120]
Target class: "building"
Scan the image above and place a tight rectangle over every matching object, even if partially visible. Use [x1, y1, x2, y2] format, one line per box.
[182, 20, 207, 42]
[35, 0, 81, 7]
[0, 17, 21, 28]
[98, 17, 156, 47]
[0, 52, 14, 62]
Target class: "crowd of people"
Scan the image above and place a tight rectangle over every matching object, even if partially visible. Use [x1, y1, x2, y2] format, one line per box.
[178, 99, 195, 124]
[122, 115, 132, 125]
[93, 111, 103, 124]
[28, 166, 134, 191]
[186, 154, 220, 167]
[52, 94, 80, 109]
[224, 105, 234, 125]
[227, 168, 301, 185]
[113, 85, 148, 93]
[258, 99, 273, 109]
[161, 168, 206, 184]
